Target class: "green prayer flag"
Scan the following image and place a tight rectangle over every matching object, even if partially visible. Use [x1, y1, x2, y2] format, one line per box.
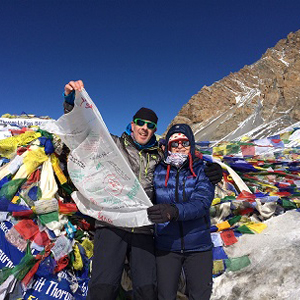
[228, 215, 242, 226]
[61, 183, 74, 195]
[281, 199, 297, 210]
[222, 196, 236, 202]
[38, 211, 59, 225]
[69, 251, 75, 265]
[9, 243, 36, 281]
[225, 255, 251, 272]
[0, 267, 13, 285]
[74, 229, 85, 242]
[0, 178, 26, 201]
[227, 144, 240, 154]
[37, 129, 53, 140]
[236, 225, 254, 234]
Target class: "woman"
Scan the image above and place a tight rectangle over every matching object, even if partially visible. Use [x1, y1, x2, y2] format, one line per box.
[147, 123, 215, 300]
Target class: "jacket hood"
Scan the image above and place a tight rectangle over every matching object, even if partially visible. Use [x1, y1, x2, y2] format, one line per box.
[163, 123, 199, 187]
[164, 123, 196, 159]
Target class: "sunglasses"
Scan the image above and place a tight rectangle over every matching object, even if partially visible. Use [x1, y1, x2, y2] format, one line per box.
[170, 140, 190, 148]
[134, 118, 157, 130]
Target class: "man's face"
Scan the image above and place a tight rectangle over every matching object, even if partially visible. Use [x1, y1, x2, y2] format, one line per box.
[131, 119, 156, 145]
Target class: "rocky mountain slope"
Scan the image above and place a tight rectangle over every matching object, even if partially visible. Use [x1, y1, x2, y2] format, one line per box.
[168, 30, 300, 141]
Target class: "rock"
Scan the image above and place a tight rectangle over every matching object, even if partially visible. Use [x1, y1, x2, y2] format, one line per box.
[166, 30, 300, 141]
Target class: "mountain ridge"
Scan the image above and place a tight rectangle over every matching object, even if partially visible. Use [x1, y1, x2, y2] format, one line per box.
[167, 30, 300, 141]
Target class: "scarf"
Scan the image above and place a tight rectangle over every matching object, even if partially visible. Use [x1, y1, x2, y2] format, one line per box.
[165, 152, 188, 168]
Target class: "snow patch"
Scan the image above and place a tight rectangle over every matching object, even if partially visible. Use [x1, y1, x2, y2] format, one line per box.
[211, 210, 300, 300]
[278, 57, 289, 66]
[235, 95, 242, 104]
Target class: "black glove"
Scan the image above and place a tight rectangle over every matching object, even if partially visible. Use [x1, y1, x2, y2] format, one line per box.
[147, 204, 179, 223]
[205, 162, 223, 184]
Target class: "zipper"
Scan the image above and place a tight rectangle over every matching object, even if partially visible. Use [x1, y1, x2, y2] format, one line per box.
[175, 169, 180, 203]
[139, 151, 152, 180]
[138, 151, 142, 181]
[182, 178, 187, 202]
[175, 168, 185, 252]
[145, 153, 150, 176]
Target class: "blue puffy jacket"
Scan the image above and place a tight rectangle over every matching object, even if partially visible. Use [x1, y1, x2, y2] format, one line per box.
[153, 124, 215, 252]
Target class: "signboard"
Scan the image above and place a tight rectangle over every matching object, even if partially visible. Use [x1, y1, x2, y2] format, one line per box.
[0, 118, 55, 128]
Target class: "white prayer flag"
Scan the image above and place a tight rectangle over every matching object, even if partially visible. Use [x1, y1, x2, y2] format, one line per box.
[42, 89, 152, 227]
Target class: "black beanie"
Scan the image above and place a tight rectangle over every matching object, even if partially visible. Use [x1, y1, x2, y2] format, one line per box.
[133, 107, 158, 124]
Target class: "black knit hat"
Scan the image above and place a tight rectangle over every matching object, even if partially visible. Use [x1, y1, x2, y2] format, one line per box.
[133, 107, 158, 124]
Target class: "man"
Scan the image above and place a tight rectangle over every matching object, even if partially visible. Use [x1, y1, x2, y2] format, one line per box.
[63, 80, 222, 300]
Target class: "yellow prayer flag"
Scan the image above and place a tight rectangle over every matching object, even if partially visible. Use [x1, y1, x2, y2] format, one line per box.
[213, 144, 227, 154]
[216, 221, 231, 231]
[280, 132, 290, 140]
[245, 222, 267, 233]
[0, 136, 18, 158]
[292, 198, 300, 208]
[14, 147, 48, 179]
[51, 154, 67, 185]
[212, 198, 221, 206]
[23, 147, 48, 175]
[12, 196, 20, 204]
[260, 183, 278, 191]
[81, 238, 94, 259]
[15, 131, 41, 146]
[240, 136, 251, 141]
[213, 260, 225, 275]
[0, 131, 41, 158]
[73, 243, 84, 271]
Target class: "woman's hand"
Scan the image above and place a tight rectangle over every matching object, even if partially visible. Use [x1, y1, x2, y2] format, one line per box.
[147, 204, 179, 223]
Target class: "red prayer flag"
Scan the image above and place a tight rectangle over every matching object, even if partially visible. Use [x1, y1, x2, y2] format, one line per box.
[58, 202, 78, 214]
[14, 219, 39, 240]
[273, 191, 291, 197]
[12, 210, 34, 218]
[236, 190, 256, 202]
[239, 207, 254, 215]
[220, 230, 238, 246]
[22, 260, 41, 287]
[54, 255, 69, 273]
[33, 231, 50, 247]
[241, 145, 255, 157]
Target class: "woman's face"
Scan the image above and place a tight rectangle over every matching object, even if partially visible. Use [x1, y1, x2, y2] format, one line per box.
[170, 139, 191, 155]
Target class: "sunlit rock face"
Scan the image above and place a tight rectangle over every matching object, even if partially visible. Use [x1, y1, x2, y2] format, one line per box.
[211, 210, 300, 300]
[167, 30, 300, 141]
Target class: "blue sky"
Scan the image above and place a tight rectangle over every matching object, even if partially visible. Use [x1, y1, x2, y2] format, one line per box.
[1, 0, 300, 135]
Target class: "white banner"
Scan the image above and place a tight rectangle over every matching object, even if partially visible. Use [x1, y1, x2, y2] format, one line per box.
[42, 89, 152, 227]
